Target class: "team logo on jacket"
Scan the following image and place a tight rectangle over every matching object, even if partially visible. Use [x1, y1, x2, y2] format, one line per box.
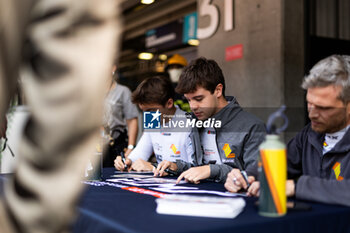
[161, 132, 171, 136]
[332, 162, 344, 181]
[143, 110, 161, 129]
[222, 144, 235, 158]
[207, 130, 216, 134]
[170, 144, 181, 155]
[323, 141, 328, 147]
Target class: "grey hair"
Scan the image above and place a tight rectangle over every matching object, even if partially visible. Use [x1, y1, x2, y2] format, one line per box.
[302, 55, 350, 103]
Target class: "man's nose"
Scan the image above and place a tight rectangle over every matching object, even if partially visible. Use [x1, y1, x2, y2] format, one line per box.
[308, 105, 319, 119]
[190, 101, 198, 111]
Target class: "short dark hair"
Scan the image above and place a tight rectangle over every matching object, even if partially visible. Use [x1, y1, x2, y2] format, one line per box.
[176, 57, 225, 96]
[132, 76, 175, 106]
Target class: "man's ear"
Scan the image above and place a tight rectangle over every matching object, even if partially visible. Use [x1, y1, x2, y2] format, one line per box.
[165, 98, 174, 109]
[215, 84, 223, 98]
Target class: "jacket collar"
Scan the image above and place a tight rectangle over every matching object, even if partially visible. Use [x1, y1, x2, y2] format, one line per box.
[308, 127, 324, 155]
[211, 96, 242, 127]
[331, 126, 350, 153]
[308, 124, 350, 154]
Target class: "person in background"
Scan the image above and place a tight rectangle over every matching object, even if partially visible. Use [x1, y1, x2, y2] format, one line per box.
[166, 54, 190, 112]
[156, 57, 266, 183]
[104, 65, 138, 167]
[225, 55, 350, 207]
[167, 54, 187, 84]
[0, 0, 121, 232]
[114, 76, 194, 173]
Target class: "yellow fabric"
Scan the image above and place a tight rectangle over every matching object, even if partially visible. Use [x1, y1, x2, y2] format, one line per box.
[168, 54, 188, 67]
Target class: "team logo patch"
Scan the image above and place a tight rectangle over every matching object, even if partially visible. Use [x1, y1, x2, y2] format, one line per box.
[222, 144, 235, 158]
[332, 162, 344, 181]
[170, 144, 181, 155]
[143, 110, 161, 129]
[323, 141, 328, 147]
[207, 130, 216, 134]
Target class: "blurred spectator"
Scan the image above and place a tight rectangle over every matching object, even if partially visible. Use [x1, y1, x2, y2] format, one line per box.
[166, 54, 190, 112]
[114, 76, 194, 173]
[103, 65, 138, 167]
[0, 0, 121, 232]
[166, 54, 188, 84]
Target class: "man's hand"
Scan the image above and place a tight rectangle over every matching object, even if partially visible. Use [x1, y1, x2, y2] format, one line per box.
[286, 179, 295, 197]
[224, 169, 255, 193]
[154, 160, 178, 177]
[247, 181, 260, 197]
[131, 159, 153, 171]
[114, 156, 132, 171]
[176, 165, 210, 184]
[237, 179, 296, 197]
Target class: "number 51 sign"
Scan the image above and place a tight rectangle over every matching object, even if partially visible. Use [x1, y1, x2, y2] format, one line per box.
[198, 0, 235, 39]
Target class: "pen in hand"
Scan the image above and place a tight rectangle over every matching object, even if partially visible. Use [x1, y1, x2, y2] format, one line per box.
[235, 156, 250, 189]
[164, 168, 177, 176]
[240, 170, 250, 189]
[152, 163, 177, 176]
[120, 151, 128, 170]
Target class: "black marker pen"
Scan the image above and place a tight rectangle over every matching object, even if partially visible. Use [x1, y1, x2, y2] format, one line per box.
[235, 156, 250, 189]
[152, 163, 177, 176]
[120, 151, 127, 170]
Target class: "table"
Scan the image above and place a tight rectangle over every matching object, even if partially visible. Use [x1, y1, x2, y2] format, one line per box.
[72, 168, 350, 233]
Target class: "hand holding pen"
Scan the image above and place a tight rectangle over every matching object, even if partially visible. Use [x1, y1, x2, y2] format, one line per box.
[114, 152, 131, 171]
[152, 161, 178, 177]
[120, 151, 128, 170]
[234, 155, 251, 189]
[225, 168, 255, 193]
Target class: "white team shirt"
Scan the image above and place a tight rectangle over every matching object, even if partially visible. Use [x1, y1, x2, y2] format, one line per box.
[128, 107, 193, 164]
[323, 125, 350, 154]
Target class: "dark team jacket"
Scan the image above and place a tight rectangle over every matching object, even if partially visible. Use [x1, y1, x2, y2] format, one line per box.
[175, 96, 266, 182]
[288, 123, 350, 206]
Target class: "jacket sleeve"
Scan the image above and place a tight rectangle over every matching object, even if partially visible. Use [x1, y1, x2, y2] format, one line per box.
[209, 163, 233, 182]
[176, 159, 233, 183]
[176, 127, 202, 173]
[296, 175, 350, 207]
[175, 160, 193, 173]
[287, 128, 305, 180]
[243, 122, 266, 178]
[128, 133, 153, 162]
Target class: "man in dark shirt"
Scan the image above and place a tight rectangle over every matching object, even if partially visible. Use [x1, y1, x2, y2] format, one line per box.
[226, 55, 350, 207]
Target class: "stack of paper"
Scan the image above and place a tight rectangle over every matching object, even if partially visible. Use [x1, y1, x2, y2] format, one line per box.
[156, 195, 246, 218]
